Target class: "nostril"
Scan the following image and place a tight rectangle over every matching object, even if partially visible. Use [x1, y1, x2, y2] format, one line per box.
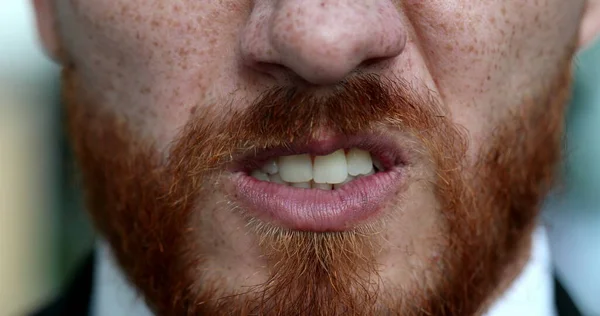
[359, 56, 391, 68]
[251, 62, 300, 83]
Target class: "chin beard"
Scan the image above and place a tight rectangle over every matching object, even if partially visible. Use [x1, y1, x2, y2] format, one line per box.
[63, 57, 572, 315]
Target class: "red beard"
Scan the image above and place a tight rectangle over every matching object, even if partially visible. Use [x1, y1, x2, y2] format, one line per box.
[64, 59, 572, 315]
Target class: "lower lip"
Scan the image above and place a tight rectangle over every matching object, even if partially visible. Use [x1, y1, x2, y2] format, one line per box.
[230, 168, 406, 231]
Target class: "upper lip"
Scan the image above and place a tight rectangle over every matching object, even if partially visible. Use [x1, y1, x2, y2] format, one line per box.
[228, 132, 406, 173]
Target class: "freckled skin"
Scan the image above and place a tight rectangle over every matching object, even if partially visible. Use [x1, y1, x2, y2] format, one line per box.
[48, 0, 590, 313]
[56, 0, 584, 153]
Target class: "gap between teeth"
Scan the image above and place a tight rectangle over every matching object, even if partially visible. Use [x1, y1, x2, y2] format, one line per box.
[250, 148, 383, 190]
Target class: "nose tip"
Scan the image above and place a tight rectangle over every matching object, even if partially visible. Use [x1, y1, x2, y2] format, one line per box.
[241, 1, 407, 85]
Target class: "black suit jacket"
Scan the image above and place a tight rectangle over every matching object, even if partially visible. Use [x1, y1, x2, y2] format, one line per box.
[32, 252, 583, 316]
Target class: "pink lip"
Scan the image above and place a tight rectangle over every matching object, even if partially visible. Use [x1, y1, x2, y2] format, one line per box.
[228, 135, 408, 232]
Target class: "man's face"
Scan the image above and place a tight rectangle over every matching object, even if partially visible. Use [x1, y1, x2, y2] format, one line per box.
[38, 0, 595, 314]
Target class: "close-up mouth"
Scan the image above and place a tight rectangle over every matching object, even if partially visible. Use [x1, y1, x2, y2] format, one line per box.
[228, 134, 409, 232]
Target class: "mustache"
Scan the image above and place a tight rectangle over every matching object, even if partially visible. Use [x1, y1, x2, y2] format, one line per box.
[63, 51, 573, 314]
[173, 74, 461, 173]
[64, 68, 467, 315]
[171, 74, 468, 314]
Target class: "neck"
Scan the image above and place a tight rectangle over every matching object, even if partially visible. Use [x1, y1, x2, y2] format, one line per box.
[90, 225, 556, 316]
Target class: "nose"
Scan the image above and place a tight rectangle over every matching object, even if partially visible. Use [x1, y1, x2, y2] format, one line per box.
[240, 0, 407, 85]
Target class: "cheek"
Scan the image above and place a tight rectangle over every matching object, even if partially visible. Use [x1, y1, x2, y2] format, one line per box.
[405, 0, 582, 157]
[409, 0, 582, 87]
[61, 0, 249, 148]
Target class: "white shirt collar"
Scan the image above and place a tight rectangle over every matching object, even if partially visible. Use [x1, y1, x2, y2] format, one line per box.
[90, 225, 556, 316]
[89, 241, 153, 316]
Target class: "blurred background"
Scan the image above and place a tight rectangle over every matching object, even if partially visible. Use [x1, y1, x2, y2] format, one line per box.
[0, 2, 598, 316]
[1, 2, 93, 316]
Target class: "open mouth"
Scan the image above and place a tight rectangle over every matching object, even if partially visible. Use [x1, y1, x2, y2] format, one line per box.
[248, 148, 384, 190]
[229, 134, 408, 232]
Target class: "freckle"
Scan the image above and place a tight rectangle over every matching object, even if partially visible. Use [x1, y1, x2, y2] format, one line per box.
[439, 22, 449, 32]
[190, 106, 198, 115]
[444, 43, 453, 51]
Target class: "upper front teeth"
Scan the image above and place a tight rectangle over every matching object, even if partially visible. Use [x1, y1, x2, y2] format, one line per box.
[313, 149, 348, 184]
[279, 154, 313, 183]
[346, 148, 373, 176]
[250, 148, 382, 188]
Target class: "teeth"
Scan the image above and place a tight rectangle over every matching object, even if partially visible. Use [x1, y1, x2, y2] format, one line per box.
[251, 148, 384, 189]
[333, 175, 355, 190]
[313, 149, 348, 184]
[312, 182, 333, 190]
[251, 170, 270, 181]
[291, 181, 311, 189]
[278, 154, 313, 183]
[261, 159, 278, 175]
[269, 173, 286, 184]
[346, 148, 373, 176]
